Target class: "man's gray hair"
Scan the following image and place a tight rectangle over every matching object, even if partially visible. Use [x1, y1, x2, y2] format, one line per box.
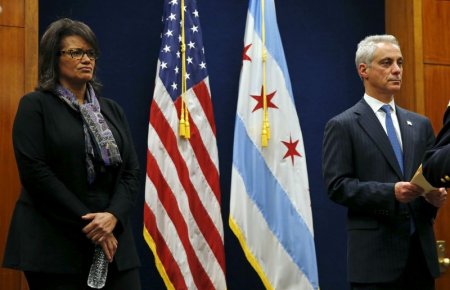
[355, 35, 400, 68]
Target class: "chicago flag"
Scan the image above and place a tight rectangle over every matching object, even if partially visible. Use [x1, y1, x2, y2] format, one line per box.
[229, 0, 319, 289]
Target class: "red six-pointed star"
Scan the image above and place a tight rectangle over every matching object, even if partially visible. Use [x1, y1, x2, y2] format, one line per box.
[250, 86, 279, 112]
[282, 135, 302, 165]
[243, 44, 252, 62]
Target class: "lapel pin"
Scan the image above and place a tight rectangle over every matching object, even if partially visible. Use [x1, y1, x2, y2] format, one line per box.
[407, 120, 412, 126]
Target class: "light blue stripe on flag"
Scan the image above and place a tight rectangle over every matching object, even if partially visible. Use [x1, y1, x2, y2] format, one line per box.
[233, 116, 319, 288]
[248, 0, 294, 101]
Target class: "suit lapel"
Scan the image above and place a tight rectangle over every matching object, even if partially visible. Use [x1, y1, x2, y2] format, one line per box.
[355, 100, 404, 179]
[396, 107, 414, 180]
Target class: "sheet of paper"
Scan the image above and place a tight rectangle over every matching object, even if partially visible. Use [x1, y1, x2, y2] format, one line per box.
[410, 164, 437, 194]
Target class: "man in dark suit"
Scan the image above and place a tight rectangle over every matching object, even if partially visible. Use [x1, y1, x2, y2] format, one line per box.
[423, 105, 450, 190]
[322, 34, 446, 290]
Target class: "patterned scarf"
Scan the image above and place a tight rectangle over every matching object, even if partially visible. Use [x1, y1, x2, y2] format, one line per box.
[55, 84, 122, 184]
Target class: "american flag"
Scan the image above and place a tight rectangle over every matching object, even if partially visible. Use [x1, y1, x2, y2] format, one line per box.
[143, 0, 227, 289]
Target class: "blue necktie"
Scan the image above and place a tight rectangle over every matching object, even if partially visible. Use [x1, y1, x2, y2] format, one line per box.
[381, 105, 415, 233]
[381, 105, 404, 174]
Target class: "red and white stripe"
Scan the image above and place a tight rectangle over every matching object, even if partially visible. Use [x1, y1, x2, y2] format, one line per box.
[144, 68, 226, 290]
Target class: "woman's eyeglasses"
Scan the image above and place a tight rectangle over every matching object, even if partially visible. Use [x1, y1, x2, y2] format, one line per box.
[59, 49, 98, 60]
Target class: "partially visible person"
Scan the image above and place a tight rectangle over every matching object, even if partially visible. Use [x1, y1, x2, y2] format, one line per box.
[423, 106, 450, 191]
[322, 34, 446, 290]
[2, 18, 141, 290]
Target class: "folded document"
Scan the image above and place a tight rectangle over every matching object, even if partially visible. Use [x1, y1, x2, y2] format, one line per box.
[410, 164, 437, 194]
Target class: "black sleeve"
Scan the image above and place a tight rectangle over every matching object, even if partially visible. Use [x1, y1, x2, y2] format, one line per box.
[423, 107, 450, 187]
[13, 93, 90, 226]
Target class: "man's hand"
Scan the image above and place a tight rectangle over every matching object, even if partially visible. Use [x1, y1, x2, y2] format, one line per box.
[82, 212, 118, 243]
[395, 182, 424, 203]
[424, 188, 448, 208]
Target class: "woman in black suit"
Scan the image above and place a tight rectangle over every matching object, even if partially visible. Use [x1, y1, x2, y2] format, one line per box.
[3, 18, 141, 290]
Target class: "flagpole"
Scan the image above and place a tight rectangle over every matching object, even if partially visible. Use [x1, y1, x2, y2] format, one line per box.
[261, 0, 270, 147]
[180, 0, 190, 138]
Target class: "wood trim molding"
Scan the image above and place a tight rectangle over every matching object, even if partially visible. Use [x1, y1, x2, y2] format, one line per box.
[412, 0, 425, 115]
[24, 0, 38, 92]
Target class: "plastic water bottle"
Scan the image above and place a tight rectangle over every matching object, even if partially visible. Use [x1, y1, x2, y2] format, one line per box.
[87, 245, 108, 289]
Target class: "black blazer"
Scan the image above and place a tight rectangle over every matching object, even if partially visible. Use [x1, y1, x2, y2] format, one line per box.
[423, 106, 450, 187]
[322, 99, 439, 283]
[3, 90, 140, 273]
